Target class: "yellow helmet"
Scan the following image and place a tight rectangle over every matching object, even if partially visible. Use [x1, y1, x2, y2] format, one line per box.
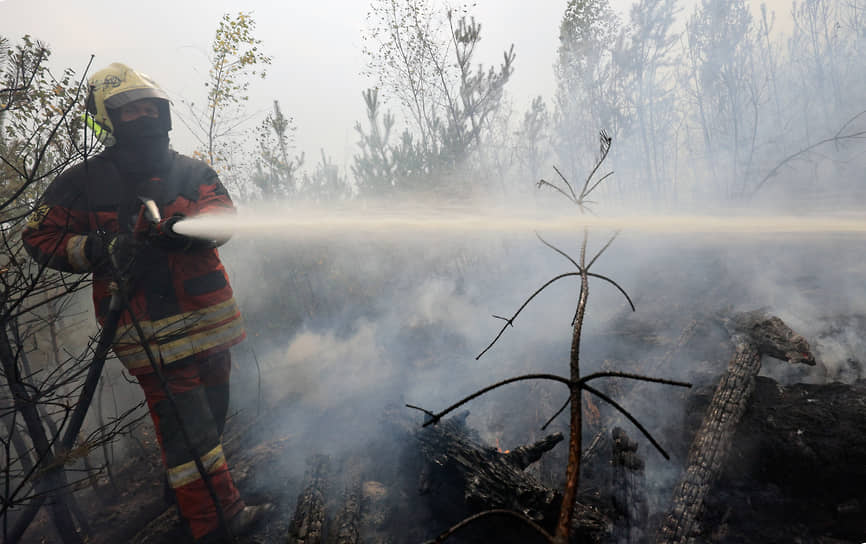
[86, 63, 171, 144]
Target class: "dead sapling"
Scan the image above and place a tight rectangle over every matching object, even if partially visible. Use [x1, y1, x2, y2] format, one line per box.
[407, 131, 692, 543]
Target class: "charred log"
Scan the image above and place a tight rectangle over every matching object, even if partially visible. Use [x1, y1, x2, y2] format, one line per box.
[358, 480, 393, 544]
[288, 454, 330, 544]
[413, 412, 563, 531]
[331, 457, 361, 544]
[696, 376, 866, 542]
[657, 312, 815, 543]
[610, 427, 647, 544]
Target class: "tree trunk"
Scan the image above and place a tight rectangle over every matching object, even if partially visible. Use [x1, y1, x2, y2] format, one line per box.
[0, 321, 82, 544]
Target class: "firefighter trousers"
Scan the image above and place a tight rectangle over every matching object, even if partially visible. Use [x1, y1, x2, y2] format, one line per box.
[137, 350, 244, 539]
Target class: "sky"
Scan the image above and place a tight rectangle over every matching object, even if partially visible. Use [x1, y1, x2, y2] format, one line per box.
[2, 0, 794, 171]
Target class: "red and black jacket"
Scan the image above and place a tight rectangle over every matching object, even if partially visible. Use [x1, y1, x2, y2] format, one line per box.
[22, 150, 245, 374]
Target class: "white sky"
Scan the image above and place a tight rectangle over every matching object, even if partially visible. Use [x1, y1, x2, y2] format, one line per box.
[2, 0, 793, 170]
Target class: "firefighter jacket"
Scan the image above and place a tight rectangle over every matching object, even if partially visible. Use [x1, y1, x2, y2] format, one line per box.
[22, 150, 245, 374]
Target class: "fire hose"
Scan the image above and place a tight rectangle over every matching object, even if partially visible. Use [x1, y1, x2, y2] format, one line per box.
[8, 203, 145, 543]
[67, 198, 234, 540]
[61, 197, 168, 450]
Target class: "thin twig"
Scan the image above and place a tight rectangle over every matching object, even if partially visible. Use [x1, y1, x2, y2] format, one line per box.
[584, 170, 614, 198]
[477, 273, 581, 360]
[579, 130, 612, 200]
[751, 117, 866, 196]
[535, 232, 581, 271]
[408, 373, 572, 427]
[587, 231, 621, 269]
[585, 272, 635, 312]
[582, 383, 671, 460]
[552, 165, 577, 201]
[541, 395, 570, 431]
[541, 372, 691, 430]
[405, 404, 437, 420]
[536, 179, 576, 203]
[423, 508, 554, 544]
[578, 371, 692, 389]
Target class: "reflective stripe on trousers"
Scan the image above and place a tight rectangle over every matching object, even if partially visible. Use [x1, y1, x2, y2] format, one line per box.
[137, 350, 243, 539]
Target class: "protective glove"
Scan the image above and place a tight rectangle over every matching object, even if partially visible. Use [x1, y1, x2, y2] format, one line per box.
[86, 231, 137, 273]
[147, 214, 195, 251]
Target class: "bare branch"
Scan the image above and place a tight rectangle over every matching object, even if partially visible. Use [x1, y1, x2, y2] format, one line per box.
[587, 230, 620, 269]
[422, 508, 555, 543]
[582, 383, 671, 460]
[552, 165, 577, 201]
[585, 272, 635, 312]
[476, 272, 581, 360]
[535, 232, 581, 271]
[409, 373, 572, 427]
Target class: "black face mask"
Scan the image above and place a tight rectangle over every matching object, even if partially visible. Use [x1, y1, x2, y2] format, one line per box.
[111, 116, 171, 175]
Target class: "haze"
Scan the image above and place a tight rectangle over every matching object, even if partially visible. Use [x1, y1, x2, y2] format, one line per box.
[1, 0, 794, 166]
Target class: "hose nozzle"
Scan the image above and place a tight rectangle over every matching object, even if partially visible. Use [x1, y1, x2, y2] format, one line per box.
[138, 197, 162, 224]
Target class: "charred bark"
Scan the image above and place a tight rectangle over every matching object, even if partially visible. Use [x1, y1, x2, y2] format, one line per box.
[610, 427, 647, 544]
[657, 312, 815, 543]
[695, 376, 866, 542]
[414, 412, 563, 529]
[358, 480, 392, 544]
[288, 454, 330, 544]
[331, 457, 361, 544]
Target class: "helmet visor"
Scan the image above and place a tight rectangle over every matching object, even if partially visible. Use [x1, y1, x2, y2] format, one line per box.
[104, 87, 169, 109]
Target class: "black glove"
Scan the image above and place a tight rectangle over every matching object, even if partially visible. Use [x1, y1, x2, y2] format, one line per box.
[86, 231, 137, 273]
[148, 214, 195, 251]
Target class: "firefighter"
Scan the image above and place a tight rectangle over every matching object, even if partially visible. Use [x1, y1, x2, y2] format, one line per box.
[22, 63, 272, 542]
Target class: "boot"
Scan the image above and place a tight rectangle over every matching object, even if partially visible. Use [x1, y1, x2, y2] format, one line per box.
[195, 503, 275, 542]
[228, 503, 276, 536]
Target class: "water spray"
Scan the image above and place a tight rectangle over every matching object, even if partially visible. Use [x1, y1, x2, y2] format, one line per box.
[168, 202, 866, 243]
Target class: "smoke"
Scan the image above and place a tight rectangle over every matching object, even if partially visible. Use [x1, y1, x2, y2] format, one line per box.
[201, 1, 866, 519]
[219, 199, 866, 449]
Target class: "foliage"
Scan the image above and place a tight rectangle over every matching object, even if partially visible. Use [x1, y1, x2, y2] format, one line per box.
[616, 0, 680, 199]
[252, 100, 304, 199]
[356, 0, 514, 196]
[554, 0, 625, 179]
[513, 96, 551, 184]
[680, 0, 760, 197]
[1, 35, 89, 218]
[184, 12, 272, 168]
[301, 149, 352, 202]
[0, 36, 125, 544]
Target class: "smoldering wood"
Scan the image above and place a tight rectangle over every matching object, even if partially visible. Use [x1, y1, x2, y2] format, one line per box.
[358, 480, 393, 544]
[728, 378, 866, 499]
[610, 427, 647, 544]
[413, 411, 563, 528]
[331, 457, 361, 544]
[692, 376, 866, 541]
[288, 453, 330, 544]
[657, 312, 815, 543]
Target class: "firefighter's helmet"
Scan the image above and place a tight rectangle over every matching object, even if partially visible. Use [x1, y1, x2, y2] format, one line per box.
[86, 63, 171, 145]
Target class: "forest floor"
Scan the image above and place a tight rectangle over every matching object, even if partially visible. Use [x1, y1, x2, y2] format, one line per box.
[20, 396, 302, 544]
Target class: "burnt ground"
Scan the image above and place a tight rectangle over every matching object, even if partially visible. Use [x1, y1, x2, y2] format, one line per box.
[18, 320, 866, 544]
[18, 399, 305, 544]
[15, 238, 866, 543]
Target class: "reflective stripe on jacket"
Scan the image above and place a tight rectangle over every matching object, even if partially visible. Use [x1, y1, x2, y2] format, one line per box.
[21, 150, 246, 373]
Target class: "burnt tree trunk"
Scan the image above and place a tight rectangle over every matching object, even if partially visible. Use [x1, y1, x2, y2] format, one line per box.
[331, 457, 361, 544]
[610, 427, 647, 544]
[288, 454, 330, 544]
[657, 312, 814, 543]
[414, 411, 564, 530]
[696, 376, 866, 542]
